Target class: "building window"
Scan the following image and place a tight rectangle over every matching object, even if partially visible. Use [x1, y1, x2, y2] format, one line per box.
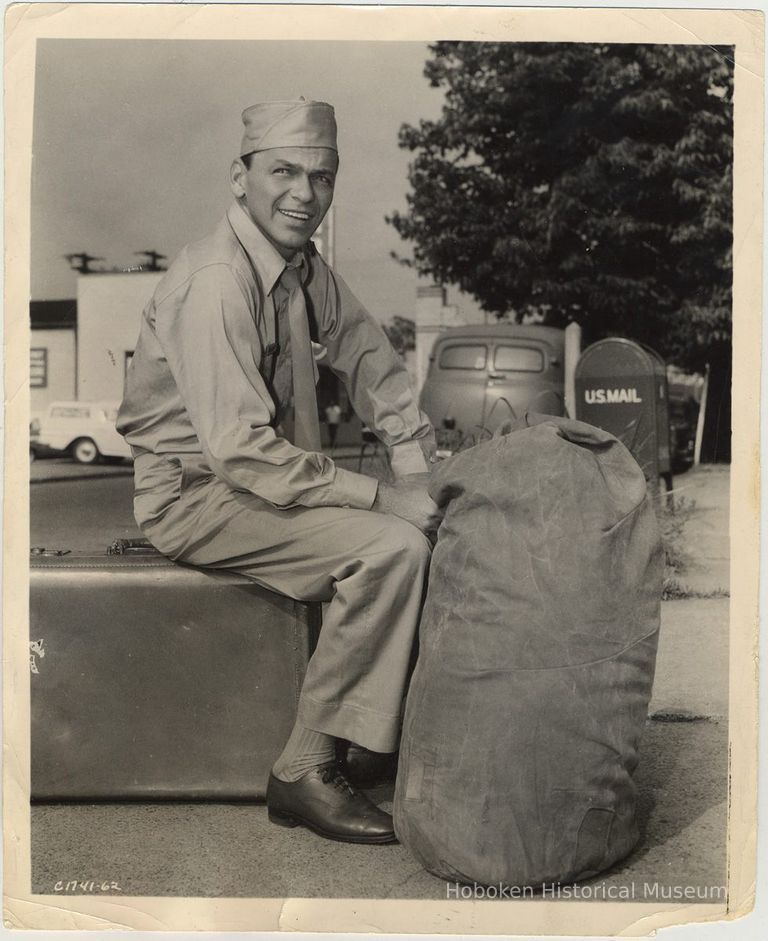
[30, 348, 48, 388]
[50, 405, 91, 419]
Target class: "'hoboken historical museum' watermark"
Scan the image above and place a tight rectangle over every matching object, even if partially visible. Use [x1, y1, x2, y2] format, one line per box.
[446, 881, 728, 901]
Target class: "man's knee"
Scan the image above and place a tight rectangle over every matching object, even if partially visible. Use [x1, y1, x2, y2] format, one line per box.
[375, 516, 432, 571]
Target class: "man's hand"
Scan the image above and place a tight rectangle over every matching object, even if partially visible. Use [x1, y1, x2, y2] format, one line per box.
[373, 475, 443, 536]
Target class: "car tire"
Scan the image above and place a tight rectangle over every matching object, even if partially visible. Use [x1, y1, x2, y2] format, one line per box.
[71, 437, 101, 465]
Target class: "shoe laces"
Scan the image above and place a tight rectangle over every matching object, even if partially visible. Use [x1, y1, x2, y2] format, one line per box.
[319, 762, 357, 796]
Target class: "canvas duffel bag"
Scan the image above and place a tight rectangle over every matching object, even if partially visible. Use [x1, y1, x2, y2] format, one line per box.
[395, 414, 663, 887]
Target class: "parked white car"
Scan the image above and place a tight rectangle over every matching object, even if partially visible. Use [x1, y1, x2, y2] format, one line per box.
[31, 401, 132, 464]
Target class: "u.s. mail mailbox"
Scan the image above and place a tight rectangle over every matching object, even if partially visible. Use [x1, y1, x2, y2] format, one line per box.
[575, 338, 671, 488]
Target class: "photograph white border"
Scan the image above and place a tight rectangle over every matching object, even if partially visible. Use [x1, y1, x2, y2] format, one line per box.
[3, 3, 763, 936]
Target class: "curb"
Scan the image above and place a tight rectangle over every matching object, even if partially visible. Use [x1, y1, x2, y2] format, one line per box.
[31, 470, 135, 485]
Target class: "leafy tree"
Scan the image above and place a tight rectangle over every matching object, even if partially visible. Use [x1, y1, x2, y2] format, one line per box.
[383, 315, 416, 357]
[389, 43, 733, 458]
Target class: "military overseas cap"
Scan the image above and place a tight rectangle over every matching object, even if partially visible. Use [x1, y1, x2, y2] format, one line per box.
[240, 99, 338, 156]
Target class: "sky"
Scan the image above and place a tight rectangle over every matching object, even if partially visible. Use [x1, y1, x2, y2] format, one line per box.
[30, 39, 469, 324]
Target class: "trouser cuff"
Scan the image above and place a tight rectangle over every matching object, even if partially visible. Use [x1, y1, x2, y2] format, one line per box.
[298, 694, 401, 753]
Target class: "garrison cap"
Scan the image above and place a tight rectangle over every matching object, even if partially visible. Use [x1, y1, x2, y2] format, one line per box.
[240, 99, 338, 156]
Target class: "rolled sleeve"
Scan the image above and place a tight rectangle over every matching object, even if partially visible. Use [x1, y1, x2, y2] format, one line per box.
[311, 263, 435, 455]
[323, 466, 379, 509]
[389, 439, 431, 477]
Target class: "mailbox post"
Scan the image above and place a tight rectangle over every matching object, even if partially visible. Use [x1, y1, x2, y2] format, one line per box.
[575, 339, 672, 493]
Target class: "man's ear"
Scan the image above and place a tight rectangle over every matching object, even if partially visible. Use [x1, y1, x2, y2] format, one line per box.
[230, 159, 247, 198]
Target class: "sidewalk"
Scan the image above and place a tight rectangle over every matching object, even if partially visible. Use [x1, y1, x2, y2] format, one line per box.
[668, 465, 730, 595]
[650, 463, 730, 721]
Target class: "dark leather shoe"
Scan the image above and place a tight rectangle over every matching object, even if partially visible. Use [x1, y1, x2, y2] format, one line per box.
[266, 763, 397, 844]
[336, 740, 399, 789]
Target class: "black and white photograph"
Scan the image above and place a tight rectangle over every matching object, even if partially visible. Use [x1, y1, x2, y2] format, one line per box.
[3, 3, 762, 936]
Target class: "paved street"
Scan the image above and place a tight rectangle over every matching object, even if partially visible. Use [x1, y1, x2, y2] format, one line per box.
[30, 463, 730, 900]
[31, 475, 139, 553]
[30, 447, 388, 552]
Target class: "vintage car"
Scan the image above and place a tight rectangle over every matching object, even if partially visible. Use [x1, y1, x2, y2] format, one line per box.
[31, 401, 132, 464]
[419, 324, 566, 454]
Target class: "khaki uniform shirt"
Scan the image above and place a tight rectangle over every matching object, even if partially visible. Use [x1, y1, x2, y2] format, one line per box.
[117, 202, 432, 526]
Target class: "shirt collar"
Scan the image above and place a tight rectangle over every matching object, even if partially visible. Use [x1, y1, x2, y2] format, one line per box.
[226, 201, 305, 296]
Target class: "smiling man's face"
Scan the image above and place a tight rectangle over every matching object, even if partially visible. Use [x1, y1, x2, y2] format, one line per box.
[231, 147, 338, 260]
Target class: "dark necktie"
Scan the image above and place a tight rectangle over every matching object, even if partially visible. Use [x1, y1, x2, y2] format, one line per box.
[279, 266, 322, 452]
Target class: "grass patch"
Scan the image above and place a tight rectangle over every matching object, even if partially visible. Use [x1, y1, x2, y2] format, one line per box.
[662, 583, 730, 601]
[659, 496, 697, 600]
[658, 495, 730, 599]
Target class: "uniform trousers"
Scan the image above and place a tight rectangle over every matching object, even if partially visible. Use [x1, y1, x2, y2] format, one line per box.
[135, 455, 432, 754]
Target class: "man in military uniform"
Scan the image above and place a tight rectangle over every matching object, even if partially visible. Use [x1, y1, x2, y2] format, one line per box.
[118, 99, 439, 844]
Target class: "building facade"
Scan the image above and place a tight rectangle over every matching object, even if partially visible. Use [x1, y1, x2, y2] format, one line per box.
[30, 300, 77, 421]
[76, 272, 163, 403]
